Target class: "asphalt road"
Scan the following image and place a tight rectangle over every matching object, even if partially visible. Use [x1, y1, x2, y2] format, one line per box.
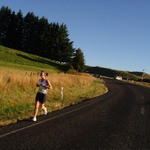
[0, 78, 150, 150]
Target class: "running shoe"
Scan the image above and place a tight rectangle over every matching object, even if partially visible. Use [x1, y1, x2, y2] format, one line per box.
[33, 117, 37, 121]
[44, 107, 47, 115]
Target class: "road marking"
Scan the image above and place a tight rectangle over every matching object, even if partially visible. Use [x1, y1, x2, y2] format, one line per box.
[0, 101, 96, 139]
[0, 89, 118, 139]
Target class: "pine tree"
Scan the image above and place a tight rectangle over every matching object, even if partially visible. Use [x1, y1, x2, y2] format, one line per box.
[0, 6, 12, 45]
[14, 10, 24, 50]
[73, 48, 85, 72]
[22, 12, 39, 53]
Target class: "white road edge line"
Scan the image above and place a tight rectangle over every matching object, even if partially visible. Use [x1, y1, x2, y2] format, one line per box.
[0, 90, 117, 139]
[0, 97, 102, 139]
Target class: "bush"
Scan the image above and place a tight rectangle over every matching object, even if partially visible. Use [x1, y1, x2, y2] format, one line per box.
[67, 69, 78, 75]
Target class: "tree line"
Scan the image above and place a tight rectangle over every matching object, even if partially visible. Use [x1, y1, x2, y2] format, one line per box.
[0, 6, 85, 72]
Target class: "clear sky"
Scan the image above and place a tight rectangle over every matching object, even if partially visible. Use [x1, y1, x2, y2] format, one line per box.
[1, 0, 150, 74]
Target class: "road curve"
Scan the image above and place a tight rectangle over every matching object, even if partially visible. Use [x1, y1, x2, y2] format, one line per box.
[0, 78, 150, 149]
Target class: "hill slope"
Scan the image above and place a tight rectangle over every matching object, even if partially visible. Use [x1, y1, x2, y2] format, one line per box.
[1, 45, 150, 80]
[0, 45, 68, 72]
[85, 66, 150, 81]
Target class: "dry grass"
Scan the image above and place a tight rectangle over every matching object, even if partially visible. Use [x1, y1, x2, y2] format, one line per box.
[0, 68, 107, 126]
[124, 79, 150, 88]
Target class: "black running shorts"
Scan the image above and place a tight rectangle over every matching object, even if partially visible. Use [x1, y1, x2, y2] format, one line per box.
[35, 92, 47, 104]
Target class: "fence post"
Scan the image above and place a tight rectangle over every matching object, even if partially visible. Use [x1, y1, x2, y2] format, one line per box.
[60, 87, 64, 100]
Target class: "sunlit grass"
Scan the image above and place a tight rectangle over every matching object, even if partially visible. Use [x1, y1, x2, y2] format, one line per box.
[124, 79, 150, 88]
[0, 69, 107, 126]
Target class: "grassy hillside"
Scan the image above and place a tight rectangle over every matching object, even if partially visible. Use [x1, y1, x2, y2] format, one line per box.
[1, 45, 149, 81]
[0, 45, 107, 126]
[85, 66, 150, 81]
[0, 45, 68, 72]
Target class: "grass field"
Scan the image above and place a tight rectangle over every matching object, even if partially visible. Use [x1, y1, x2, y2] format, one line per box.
[0, 46, 108, 126]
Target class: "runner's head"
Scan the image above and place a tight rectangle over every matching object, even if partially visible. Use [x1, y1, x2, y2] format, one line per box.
[40, 71, 48, 77]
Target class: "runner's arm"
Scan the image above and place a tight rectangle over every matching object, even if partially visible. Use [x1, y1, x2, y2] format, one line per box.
[46, 79, 52, 89]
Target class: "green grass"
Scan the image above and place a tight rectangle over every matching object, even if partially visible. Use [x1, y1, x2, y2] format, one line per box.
[0, 45, 68, 72]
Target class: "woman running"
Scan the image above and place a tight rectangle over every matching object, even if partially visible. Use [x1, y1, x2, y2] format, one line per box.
[33, 71, 52, 121]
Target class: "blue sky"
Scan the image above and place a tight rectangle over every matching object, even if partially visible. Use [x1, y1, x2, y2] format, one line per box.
[1, 0, 150, 74]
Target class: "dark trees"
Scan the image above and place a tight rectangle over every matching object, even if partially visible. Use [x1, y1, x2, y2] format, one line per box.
[73, 48, 85, 72]
[0, 6, 85, 71]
